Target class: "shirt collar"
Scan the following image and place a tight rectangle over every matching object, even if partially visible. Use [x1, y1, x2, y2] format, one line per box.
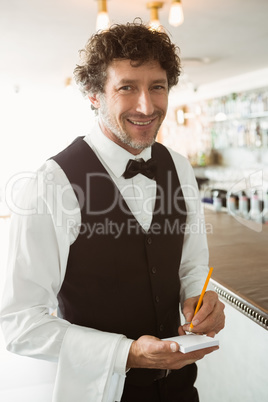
[85, 121, 152, 178]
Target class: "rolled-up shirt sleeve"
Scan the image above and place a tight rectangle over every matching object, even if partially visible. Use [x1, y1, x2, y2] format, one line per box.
[0, 160, 130, 402]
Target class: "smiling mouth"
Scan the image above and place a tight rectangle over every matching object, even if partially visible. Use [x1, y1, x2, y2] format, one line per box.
[127, 118, 155, 126]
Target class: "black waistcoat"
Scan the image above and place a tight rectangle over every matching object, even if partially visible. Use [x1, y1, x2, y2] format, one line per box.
[52, 137, 187, 385]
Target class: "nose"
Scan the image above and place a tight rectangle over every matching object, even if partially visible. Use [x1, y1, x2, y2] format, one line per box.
[135, 90, 154, 116]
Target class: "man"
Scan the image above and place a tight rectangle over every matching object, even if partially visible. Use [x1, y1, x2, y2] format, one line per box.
[1, 21, 225, 402]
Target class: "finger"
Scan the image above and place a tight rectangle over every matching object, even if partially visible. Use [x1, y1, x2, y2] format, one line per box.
[206, 331, 216, 338]
[182, 292, 218, 328]
[178, 326, 187, 336]
[184, 292, 219, 330]
[197, 345, 219, 356]
[161, 340, 180, 353]
[182, 345, 219, 364]
[182, 296, 199, 323]
[192, 291, 217, 325]
[183, 301, 225, 334]
[184, 311, 193, 323]
[199, 300, 225, 334]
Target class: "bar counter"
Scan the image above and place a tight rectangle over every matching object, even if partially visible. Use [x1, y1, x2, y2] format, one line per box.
[204, 207, 268, 330]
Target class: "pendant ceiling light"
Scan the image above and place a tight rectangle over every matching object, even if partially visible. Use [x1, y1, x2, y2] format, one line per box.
[146, 2, 164, 31]
[95, 1, 184, 32]
[96, 0, 110, 31]
[169, 0, 184, 27]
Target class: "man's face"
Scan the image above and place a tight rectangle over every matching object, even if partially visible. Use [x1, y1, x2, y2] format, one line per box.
[92, 59, 169, 155]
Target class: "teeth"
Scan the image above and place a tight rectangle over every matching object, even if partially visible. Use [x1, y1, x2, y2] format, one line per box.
[129, 120, 152, 126]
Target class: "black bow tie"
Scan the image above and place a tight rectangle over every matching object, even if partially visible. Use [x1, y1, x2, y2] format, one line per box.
[123, 158, 157, 180]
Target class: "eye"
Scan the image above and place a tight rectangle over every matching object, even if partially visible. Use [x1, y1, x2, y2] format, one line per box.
[152, 85, 166, 91]
[119, 85, 132, 91]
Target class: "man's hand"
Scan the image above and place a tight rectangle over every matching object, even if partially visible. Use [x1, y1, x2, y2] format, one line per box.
[181, 290, 225, 337]
[126, 333, 219, 370]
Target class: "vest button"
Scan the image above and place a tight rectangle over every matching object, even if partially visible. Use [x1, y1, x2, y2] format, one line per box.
[147, 237, 152, 245]
[155, 296, 160, 303]
[151, 266, 157, 274]
[159, 324, 164, 332]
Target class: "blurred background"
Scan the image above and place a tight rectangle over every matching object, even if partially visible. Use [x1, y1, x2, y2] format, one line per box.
[1, 0, 268, 186]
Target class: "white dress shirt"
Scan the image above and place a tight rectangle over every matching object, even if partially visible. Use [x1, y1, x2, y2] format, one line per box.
[0, 122, 212, 402]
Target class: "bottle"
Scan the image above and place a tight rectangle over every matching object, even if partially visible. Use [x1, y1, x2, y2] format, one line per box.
[249, 190, 262, 223]
[255, 121, 262, 148]
[213, 193, 222, 212]
[238, 191, 249, 219]
[227, 193, 237, 215]
[262, 190, 268, 223]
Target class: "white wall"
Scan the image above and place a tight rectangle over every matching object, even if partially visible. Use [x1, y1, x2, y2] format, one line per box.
[196, 301, 268, 402]
[170, 68, 268, 107]
[0, 83, 95, 197]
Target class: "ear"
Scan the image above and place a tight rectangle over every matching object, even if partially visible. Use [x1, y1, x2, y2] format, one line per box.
[88, 93, 100, 109]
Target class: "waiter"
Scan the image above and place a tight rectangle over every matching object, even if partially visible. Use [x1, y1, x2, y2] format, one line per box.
[1, 21, 225, 402]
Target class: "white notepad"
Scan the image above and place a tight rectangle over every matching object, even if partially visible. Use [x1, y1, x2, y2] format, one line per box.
[163, 334, 219, 354]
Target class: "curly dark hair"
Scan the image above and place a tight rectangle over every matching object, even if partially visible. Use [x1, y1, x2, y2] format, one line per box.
[73, 20, 181, 96]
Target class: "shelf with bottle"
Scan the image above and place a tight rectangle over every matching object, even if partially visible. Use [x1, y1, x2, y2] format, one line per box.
[175, 86, 268, 155]
[201, 87, 268, 121]
[210, 118, 268, 149]
[199, 87, 268, 149]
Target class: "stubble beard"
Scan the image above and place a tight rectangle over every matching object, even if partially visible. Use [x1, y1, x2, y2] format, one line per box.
[98, 95, 162, 151]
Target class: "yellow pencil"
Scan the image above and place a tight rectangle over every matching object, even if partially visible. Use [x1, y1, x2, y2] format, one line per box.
[189, 267, 214, 332]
